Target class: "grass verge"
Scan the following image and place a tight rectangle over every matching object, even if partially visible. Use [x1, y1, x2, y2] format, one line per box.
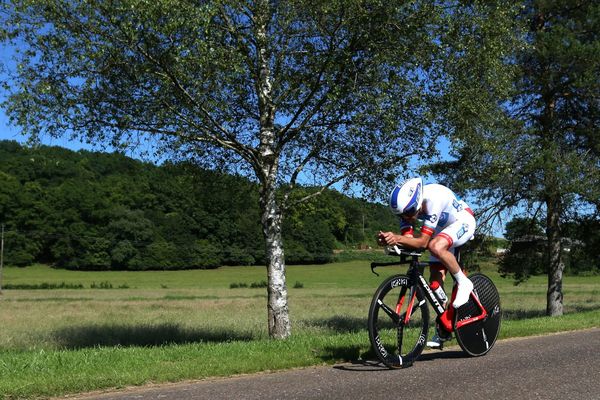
[0, 261, 598, 399]
[1, 311, 599, 399]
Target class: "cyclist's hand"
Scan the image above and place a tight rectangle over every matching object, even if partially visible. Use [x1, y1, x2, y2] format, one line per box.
[377, 231, 388, 246]
[378, 231, 398, 246]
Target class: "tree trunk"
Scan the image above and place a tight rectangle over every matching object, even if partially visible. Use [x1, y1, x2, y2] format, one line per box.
[253, 0, 291, 338]
[540, 78, 564, 316]
[545, 194, 564, 316]
[260, 178, 291, 339]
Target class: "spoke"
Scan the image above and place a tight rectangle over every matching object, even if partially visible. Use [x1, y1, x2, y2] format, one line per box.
[377, 299, 400, 324]
[482, 328, 490, 350]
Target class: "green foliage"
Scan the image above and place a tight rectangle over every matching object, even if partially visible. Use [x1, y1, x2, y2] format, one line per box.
[499, 238, 547, 283]
[250, 280, 268, 289]
[503, 217, 545, 242]
[497, 217, 547, 282]
[0, 0, 523, 336]
[90, 281, 113, 289]
[229, 282, 248, 289]
[431, 0, 600, 222]
[562, 217, 600, 276]
[3, 282, 84, 290]
[0, 0, 526, 337]
[498, 215, 600, 282]
[430, 1, 600, 304]
[229, 281, 268, 289]
[3, 281, 132, 289]
[0, 141, 396, 270]
[0, 0, 521, 204]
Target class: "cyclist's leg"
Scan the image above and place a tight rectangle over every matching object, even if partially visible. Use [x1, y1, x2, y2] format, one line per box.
[427, 258, 452, 348]
[429, 263, 446, 287]
[429, 247, 463, 290]
[428, 213, 476, 308]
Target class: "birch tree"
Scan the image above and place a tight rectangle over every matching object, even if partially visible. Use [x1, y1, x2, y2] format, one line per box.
[1, 0, 517, 337]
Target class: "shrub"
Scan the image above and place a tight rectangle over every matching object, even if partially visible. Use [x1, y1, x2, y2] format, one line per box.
[3, 282, 84, 290]
[90, 281, 113, 289]
[230, 282, 248, 289]
[250, 280, 268, 288]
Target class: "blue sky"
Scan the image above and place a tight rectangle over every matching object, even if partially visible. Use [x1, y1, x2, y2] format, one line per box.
[1, 41, 96, 151]
[1, 41, 506, 238]
[1, 42, 24, 143]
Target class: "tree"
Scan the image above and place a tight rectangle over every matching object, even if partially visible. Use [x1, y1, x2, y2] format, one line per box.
[431, 1, 600, 316]
[562, 216, 600, 275]
[1, 0, 517, 338]
[499, 217, 547, 283]
[503, 217, 545, 242]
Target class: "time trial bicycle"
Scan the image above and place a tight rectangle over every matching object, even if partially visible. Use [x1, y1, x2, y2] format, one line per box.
[367, 245, 501, 368]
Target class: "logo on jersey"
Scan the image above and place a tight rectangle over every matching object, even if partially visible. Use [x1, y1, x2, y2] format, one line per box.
[452, 199, 464, 212]
[457, 223, 470, 240]
[423, 213, 438, 223]
[438, 212, 449, 226]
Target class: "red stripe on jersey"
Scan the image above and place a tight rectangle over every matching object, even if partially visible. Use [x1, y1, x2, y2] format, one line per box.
[421, 226, 435, 237]
[401, 227, 414, 236]
[437, 232, 454, 247]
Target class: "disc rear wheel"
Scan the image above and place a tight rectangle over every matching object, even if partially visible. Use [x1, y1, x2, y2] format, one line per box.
[454, 273, 501, 356]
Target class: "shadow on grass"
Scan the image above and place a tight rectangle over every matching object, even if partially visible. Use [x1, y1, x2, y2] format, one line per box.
[318, 344, 365, 362]
[306, 316, 366, 333]
[52, 323, 254, 349]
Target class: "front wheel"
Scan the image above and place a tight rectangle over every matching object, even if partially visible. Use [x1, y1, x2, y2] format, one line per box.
[454, 273, 502, 356]
[368, 274, 429, 368]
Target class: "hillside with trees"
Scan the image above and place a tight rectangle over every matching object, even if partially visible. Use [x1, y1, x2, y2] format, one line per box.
[0, 141, 397, 270]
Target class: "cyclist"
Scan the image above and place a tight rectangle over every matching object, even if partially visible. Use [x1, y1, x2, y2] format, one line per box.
[377, 177, 476, 348]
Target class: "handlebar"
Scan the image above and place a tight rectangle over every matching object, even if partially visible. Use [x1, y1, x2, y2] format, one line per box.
[370, 246, 425, 276]
[384, 245, 423, 257]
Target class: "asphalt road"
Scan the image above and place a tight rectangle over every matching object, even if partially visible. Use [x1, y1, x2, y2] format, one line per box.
[67, 328, 600, 400]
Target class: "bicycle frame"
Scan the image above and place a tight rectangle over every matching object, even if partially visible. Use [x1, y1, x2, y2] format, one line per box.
[371, 251, 488, 333]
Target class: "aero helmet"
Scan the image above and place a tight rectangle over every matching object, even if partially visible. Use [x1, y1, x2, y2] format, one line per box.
[389, 177, 423, 216]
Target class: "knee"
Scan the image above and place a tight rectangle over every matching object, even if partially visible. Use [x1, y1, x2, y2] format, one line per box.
[428, 238, 449, 258]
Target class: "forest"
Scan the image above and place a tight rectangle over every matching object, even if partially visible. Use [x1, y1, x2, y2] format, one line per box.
[0, 140, 398, 270]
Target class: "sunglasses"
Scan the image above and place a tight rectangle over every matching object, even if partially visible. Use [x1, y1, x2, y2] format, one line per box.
[401, 206, 419, 218]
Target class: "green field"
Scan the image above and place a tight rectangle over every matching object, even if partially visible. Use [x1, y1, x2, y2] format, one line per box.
[0, 260, 599, 399]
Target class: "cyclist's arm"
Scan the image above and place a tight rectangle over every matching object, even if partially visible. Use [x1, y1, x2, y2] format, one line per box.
[396, 231, 432, 249]
[378, 230, 432, 250]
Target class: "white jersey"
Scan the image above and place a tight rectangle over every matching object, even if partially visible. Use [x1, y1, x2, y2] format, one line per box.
[400, 184, 475, 247]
